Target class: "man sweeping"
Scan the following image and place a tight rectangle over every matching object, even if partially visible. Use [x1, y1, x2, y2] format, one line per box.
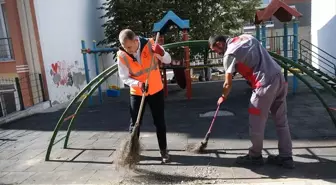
[117, 29, 171, 163]
[208, 34, 295, 169]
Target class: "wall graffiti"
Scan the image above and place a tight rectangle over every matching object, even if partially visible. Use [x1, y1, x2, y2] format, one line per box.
[49, 60, 85, 89]
[50, 60, 73, 87]
[72, 71, 86, 89]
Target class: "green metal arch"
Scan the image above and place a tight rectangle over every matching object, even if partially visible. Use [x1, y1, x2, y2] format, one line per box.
[63, 68, 119, 148]
[162, 40, 208, 49]
[46, 40, 336, 161]
[45, 63, 118, 161]
[273, 57, 336, 127]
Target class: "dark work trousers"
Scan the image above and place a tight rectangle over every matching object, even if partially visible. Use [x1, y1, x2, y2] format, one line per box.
[129, 89, 167, 151]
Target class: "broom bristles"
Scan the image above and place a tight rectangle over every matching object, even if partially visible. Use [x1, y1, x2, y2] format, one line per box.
[116, 125, 142, 169]
[185, 141, 207, 154]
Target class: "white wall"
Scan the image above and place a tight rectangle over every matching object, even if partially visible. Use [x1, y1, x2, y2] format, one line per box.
[34, 0, 119, 105]
[311, 0, 336, 77]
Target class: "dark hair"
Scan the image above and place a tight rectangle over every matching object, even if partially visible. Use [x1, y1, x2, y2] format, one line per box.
[208, 35, 229, 47]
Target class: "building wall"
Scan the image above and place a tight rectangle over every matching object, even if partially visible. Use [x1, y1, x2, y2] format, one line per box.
[33, 0, 117, 105]
[2, 0, 34, 108]
[16, 0, 43, 104]
[311, 0, 336, 76]
[273, 0, 311, 29]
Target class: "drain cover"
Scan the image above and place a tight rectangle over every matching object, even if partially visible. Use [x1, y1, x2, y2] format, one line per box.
[199, 110, 235, 117]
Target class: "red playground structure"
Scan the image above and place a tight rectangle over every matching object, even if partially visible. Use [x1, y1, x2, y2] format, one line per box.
[152, 11, 192, 99]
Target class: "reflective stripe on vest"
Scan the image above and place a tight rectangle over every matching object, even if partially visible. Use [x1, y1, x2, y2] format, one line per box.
[120, 41, 157, 77]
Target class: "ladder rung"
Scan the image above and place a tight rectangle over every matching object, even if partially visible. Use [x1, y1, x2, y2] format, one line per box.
[289, 68, 302, 73]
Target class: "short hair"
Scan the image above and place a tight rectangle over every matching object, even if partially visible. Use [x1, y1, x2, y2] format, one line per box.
[119, 29, 136, 44]
[208, 35, 229, 47]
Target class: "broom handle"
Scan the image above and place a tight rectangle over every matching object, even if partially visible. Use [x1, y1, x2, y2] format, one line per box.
[206, 104, 221, 134]
[134, 32, 161, 126]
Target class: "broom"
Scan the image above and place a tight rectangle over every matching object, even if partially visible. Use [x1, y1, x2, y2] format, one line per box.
[186, 104, 221, 153]
[117, 32, 161, 169]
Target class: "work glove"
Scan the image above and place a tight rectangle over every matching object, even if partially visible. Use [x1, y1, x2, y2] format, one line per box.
[138, 82, 149, 93]
[217, 95, 226, 105]
[152, 44, 165, 56]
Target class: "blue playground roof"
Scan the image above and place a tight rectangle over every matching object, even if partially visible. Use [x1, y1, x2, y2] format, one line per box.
[152, 10, 190, 32]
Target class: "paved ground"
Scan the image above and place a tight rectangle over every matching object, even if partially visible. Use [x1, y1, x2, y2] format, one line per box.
[1, 76, 336, 185]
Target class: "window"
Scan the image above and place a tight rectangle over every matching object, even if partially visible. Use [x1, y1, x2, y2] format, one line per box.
[0, 1, 12, 61]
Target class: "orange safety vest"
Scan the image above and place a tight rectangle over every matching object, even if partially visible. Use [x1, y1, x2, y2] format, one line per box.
[117, 37, 163, 96]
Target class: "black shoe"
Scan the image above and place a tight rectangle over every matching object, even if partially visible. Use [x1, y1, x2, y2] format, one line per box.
[236, 154, 264, 166]
[267, 155, 295, 169]
[160, 150, 170, 163]
[129, 118, 134, 133]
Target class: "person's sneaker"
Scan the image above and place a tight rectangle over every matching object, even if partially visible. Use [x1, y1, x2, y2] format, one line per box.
[267, 155, 295, 169]
[236, 154, 264, 166]
[160, 150, 170, 163]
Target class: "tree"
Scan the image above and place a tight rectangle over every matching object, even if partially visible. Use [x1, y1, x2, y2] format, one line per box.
[98, 0, 260, 49]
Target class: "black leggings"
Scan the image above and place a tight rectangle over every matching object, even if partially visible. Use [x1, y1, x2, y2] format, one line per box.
[129, 90, 167, 151]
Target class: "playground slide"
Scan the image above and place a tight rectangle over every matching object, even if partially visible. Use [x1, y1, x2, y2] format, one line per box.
[45, 40, 336, 161]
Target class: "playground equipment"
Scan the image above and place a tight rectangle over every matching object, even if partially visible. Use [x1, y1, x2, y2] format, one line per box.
[299, 39, 336, 90]
[152, 11, 224, 99]
[253, 0, 302, 94]
[80, 40, 120, 105]
[152, 11, 192, 99]
[271, 55, 336, 125]
[45, 61, 118, 161]
[151, 4, 305, 100]
[45, 39, 336, 161]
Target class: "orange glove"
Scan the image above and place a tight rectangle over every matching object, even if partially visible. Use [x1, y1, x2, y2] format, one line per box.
[152, 44, 164, 56]
[217, 95, 226, 105]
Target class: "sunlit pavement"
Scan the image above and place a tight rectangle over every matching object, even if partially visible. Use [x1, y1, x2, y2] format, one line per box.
[0, 76, 336, 185]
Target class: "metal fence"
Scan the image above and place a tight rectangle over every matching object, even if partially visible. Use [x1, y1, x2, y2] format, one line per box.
[266, 35, 295, 59]
[0, 77, 18, 117]
[0, 37, 14, 61]
[0, 73, 46, 118]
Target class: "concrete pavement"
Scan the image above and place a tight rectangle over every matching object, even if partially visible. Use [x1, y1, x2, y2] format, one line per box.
[0, 76, 336, 184]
